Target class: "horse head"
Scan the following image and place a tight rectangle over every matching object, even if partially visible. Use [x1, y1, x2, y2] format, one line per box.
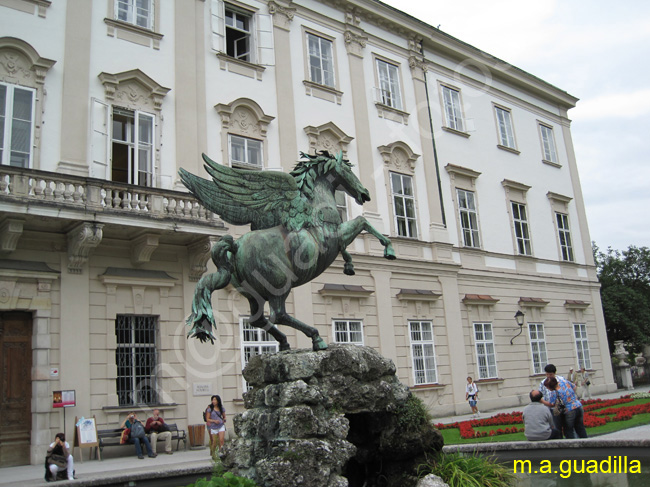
[324, 151, 370, 205]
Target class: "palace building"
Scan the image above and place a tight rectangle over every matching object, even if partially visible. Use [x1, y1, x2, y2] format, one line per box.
[0, 0, 615, 465]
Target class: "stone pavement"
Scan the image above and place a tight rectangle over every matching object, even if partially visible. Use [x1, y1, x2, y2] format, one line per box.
[1, 386, 648, 486]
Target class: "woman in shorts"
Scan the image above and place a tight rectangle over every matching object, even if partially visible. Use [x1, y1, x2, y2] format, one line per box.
[205, 394, 226, 455]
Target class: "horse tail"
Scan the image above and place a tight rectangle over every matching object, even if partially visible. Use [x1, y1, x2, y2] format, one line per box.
[186, 235, 236, 343]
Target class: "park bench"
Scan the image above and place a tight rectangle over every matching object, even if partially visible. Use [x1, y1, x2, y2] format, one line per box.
[96, 423, 186, 458]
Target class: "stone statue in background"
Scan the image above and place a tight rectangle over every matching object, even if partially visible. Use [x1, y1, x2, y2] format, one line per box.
[179, 151, 395, 351]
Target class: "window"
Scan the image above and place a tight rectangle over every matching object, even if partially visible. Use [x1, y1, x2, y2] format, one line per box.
[556, 212, 574, 262]
[495, 106, 515, 149]
[0, 83, 35, 168]
[333, 320, 363, 345]
[474, 323, 497, 379]
[376, 59, 402, 110]
[116, 0, 153, 29]
[511, 202, 532, 255]
[539, 124, 558, 163]
[457, 189, 480, 248]
[111, 107, 155, 186]
[335, 189, 348, 221]
[307, 33, 335, 88]
[229, 134, 262, 168]
[241, 318, 278, 391]
[441, 85, 464, 132]
[225, 5, 252, 61]
[115, 315, 157, 406]
[390, 172, 417, 238]
[409, 321, 438, 385]
[528, 323, 548, 374]
[574, 324, 591, 370]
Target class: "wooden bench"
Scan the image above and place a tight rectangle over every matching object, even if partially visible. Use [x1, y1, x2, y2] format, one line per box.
[96, 423, 186, 458]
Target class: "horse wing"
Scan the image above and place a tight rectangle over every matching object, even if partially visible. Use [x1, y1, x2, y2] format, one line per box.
[179, 153, 304, 230]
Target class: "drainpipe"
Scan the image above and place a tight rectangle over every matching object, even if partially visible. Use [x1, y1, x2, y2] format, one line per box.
[420, 40, 446, 227]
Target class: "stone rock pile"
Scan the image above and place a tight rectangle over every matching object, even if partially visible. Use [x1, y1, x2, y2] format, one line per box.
[221, 344, 443, 487]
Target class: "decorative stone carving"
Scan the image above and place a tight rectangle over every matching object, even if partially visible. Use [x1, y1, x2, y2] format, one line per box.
[215, 98, 275, 138]
[187, 236, 221, 282]
[131, 233, 160, 266]
[0, 219, 24, 254]
[303, 122, 354, 158]
[268, 0, 295, 30]
[98, 69, 170, 112]
[378, 142, 420, 174]
[344, 29, 367, 57]
[66, 222, 103, 274]
[0, 37, 55, 86]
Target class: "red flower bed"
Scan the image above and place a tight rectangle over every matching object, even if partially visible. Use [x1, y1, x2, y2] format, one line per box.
[436, 395, 650, 440]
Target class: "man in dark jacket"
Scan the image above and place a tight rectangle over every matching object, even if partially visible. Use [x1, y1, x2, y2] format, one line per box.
[145, 409, 173, 455]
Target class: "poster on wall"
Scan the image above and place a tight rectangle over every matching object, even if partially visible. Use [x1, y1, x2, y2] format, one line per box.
[53, 390, 76, 408]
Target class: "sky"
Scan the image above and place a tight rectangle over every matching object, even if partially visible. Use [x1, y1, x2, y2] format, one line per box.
[380, 0, 650, 252]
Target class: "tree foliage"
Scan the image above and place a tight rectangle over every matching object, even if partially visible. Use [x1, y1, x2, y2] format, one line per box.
[594, 244, 650, 353]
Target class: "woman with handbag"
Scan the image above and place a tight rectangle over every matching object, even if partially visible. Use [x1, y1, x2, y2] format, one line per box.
[544, 377, 588, 439]
[44, 432, 74, 481]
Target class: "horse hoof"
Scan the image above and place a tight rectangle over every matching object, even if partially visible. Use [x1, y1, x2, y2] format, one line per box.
[344, 262, 355, 275]
[312, 336, 328, 351]
[384, 247, 396, 260]
[280, 342, 291, 351]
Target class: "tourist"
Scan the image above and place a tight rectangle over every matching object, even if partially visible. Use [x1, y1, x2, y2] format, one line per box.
[523, 390, 562, 441]
[45, 432, 74, 481]
[567, 367, 577, 387]
[205, 394, 227, 455]
[538, 363, 573, 437]
[578, 367, 592, 399]
[121, 412, 156, 459]
[465, 376, 480, 417]
[145, 408, 173, 455]
[544, 377, 587, 438]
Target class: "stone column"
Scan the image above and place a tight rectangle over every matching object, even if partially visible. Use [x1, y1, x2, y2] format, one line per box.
[269, 1, 299, 172]
[174, 0, 208, 184]
[371, 269, 397, 363]
[343, 14, 383, 231]
[408, 44, 446, 242]
[58, 0, 93, 176]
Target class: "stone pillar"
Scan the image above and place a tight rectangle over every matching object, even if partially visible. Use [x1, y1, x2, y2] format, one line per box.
[343, 14, 382, 231]
[269, 1, 299, 172]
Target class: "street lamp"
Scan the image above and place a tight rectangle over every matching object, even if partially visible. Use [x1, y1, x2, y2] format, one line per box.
[510, 310, 525, 345]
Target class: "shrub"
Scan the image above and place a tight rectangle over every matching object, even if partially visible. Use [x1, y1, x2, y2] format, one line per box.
[186, 472, 258, 487]
[397, 394, 432, 432]
[419, 451, 516, 487]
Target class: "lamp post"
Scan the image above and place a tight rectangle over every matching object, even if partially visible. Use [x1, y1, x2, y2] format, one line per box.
[510, 310, 525, 345]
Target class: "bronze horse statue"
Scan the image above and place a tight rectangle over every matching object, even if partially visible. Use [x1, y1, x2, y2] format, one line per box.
[179, 151, 395, 351]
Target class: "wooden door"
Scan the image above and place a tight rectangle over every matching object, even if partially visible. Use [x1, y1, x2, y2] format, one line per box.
[0, 312, 33, 467]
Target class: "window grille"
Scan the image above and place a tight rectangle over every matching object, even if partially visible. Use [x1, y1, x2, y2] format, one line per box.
[115, 315, 157, 406]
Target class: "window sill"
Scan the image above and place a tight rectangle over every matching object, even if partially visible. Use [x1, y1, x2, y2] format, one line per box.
[303, 80, 343, 105]
[497, 144, 520, 155]
[216, 53, 265, 81]
[102, 403, 178, 412]
[474, 378, 504, 384]
[375, 103, 410, 125]
[412, 383, 446, 390]
[441, 126, 470, 138]
[104, 18, 163, 49]
[542, 159, 562, 168]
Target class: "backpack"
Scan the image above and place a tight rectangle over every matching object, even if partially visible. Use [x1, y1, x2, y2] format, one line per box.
[130, 420, 145, 439]
[203, 407, 209, 422]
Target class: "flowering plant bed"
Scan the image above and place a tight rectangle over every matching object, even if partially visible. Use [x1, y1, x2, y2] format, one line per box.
[438, 394, 650, 444]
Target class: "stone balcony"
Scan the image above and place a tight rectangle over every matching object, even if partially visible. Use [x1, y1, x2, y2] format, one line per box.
[0, 166, 227, 275]
[0, 165, 221, 228]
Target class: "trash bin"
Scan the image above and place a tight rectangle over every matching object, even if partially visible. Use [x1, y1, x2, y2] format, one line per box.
[188, 424, 206, 450]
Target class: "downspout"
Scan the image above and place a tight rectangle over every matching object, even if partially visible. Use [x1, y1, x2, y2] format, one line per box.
[420, 40, 446, 227]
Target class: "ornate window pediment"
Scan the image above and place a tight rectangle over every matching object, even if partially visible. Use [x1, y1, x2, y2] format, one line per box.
[378, 141, 420, 175]
[98, 69, 170, 112]
[215, 98, 274, 139]
[303, 122, 353, 158]
[0, 37, 55, 86]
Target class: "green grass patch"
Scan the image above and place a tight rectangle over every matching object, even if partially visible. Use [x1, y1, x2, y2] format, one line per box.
[418, 451, 517, 487]
[588, 412, 650, 436]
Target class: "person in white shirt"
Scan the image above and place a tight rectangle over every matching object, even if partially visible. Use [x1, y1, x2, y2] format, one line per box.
[465, 376, 479, 417]
[45, 432, 74, 481]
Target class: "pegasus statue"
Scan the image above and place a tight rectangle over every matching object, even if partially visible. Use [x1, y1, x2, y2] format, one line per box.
[179, 151, 395, 351]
